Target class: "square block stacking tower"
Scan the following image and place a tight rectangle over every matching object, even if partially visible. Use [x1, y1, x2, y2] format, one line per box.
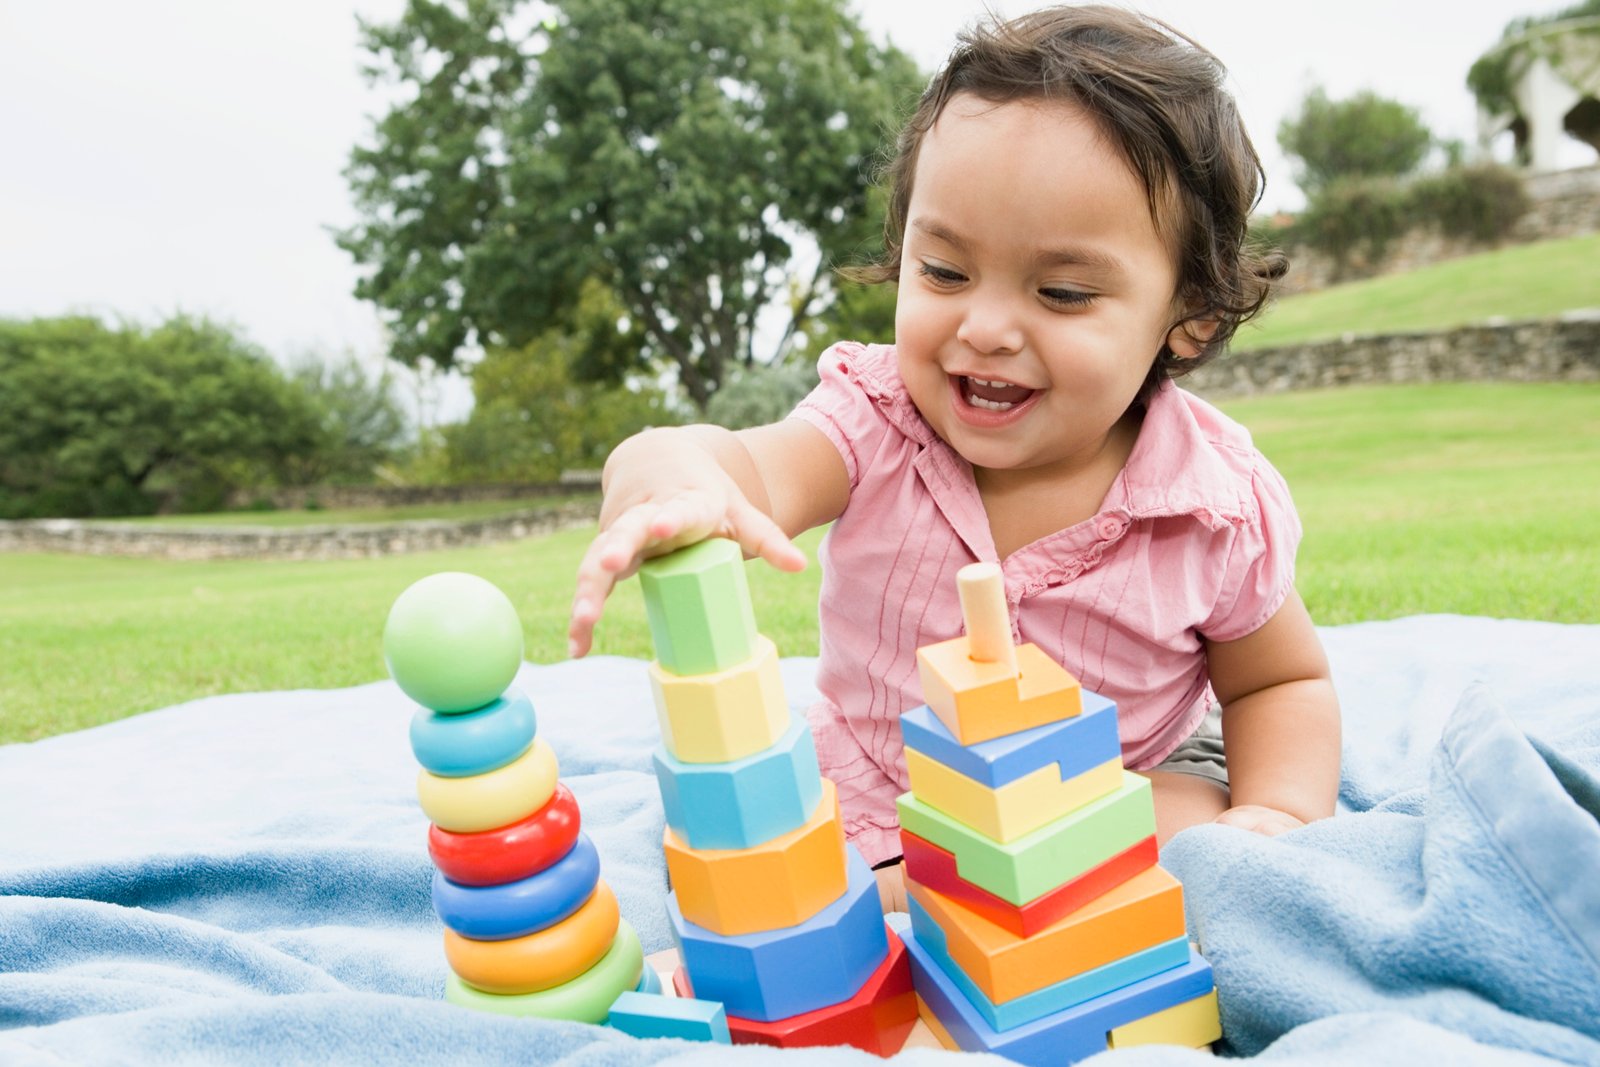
[636, 539, 917, 1056]
[898, 563, 1222, 1064]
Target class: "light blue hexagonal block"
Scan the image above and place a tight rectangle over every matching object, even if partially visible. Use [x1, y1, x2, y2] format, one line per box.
[653, 712, 822, 850]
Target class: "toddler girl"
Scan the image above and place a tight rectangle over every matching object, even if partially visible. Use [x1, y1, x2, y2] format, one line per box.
[567, 4, 1340, 908]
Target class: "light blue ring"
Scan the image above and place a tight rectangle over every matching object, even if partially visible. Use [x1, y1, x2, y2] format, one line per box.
[433, 832, 600, 941]
[411, 688, 537, 777]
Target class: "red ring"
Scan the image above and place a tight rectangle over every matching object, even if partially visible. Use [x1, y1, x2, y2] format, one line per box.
[428, 782, 582, 886]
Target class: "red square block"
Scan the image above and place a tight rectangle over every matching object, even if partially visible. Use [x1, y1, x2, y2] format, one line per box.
[674, 928, 917, 1057]
[900, 829, 1159, 938]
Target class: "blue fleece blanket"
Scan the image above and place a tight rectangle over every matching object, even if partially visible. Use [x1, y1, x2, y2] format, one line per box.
[2, 616, 1597, 1065]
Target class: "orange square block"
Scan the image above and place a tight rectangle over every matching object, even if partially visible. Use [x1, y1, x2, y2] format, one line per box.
[908, 865, 1187, 1004]
[917, 639, 1081, 745]
[664, 778, 848, 936]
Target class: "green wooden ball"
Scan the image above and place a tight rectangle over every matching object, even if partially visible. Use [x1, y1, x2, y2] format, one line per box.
[383, 572, 524, 713]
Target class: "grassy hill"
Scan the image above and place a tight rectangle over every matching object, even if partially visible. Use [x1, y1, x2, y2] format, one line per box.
[1235, 232, 1600, 351]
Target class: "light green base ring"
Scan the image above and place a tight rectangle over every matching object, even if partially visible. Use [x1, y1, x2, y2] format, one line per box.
[444, 919, 643, 1022]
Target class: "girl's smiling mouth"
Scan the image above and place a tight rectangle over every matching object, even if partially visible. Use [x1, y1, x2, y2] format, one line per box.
[950, 374, 1041, 423]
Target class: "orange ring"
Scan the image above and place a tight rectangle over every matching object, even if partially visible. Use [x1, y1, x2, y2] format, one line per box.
[445, 880, 620, 995]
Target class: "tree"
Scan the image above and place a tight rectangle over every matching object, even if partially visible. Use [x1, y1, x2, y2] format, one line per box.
[287, 353, 410, 483]
[339, 0, 922, 410]
[0, 316, 323, 517]
[1278, 87, 1433, 196]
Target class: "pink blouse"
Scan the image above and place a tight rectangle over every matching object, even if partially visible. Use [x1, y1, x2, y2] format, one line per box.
[789, 342, 1301, 866]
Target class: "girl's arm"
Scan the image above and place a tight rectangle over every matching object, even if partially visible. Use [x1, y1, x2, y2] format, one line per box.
[1204, 589, 1341, 833]
[567, 420, 849, 658]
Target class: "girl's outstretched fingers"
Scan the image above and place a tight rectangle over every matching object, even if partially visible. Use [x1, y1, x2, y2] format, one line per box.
[729, 500, 807, 573]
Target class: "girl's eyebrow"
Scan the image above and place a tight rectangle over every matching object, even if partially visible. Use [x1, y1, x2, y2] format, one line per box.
[909, 217, 1126, 279]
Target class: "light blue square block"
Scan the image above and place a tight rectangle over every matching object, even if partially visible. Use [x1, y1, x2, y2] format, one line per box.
[607, 991, 731, 1043]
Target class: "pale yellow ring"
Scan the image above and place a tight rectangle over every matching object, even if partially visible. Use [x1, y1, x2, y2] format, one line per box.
[445, 880, 620, 994]
[418, 737, 559, 833]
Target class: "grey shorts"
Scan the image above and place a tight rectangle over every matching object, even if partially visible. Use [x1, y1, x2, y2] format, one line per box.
[1153, 703, 1227, 787]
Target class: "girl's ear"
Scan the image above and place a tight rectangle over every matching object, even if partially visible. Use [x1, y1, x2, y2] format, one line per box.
[1167, 315, 1219, 359]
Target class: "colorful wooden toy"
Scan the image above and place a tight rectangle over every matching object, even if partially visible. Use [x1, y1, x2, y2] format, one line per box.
[663, 779, 848, 936]
[904, 748, 1123, 843]
[898, 692, 1119, 791]
[635, 964, 663, 995]
[607, 991, 732, 1043]
[914, 563, 1081, 745]
[908, 893, 1189, 1031]
[675, 929, 919, 1056]
[900, 829, 1158, 938]
[445, 880, 620, 994]
[427, 783, 581, 887]
[409, 688, 536, 777]
[667, 848, 887, 1022]
[904, 928, 1215, 1065]
[653, 712, 822, 850]
[647, 634, 789, 763]
[896, 770, 1155, 904]
[1106, 988, 1221, 1049]
[444, 920, 643, 1022]
[907, 867, 1187, 1004]
[416, 737, 559, 834]
[431, 833, 600, 941]
[383, 571, 524, 713]
[638, 538, 759, 676]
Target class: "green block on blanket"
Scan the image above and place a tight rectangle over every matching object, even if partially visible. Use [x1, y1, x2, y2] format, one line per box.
[638, 539, 759, 676]
[896, 771, 1155, 905]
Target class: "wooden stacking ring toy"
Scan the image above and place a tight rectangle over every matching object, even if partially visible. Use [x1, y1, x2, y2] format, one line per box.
[428, 783, 581, 887]
[417, 737, 558, 833]
[410, 688, 537, 777]
[444, 920, 644, 1023]
[432, 832, 600, 941]
[445, 880, 621, 994]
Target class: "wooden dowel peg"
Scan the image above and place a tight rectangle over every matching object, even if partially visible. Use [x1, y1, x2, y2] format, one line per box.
[957, 562, 1018, 675]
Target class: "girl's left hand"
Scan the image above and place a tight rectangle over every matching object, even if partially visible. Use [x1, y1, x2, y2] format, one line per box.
[1213, 804, 1305, 837]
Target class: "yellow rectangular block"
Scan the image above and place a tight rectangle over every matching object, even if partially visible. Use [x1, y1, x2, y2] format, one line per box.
[908, 865, 1187, 1004]
[917, 639, 1081, 745]
[649, 634, 790, 763]
[905, 751, 1124, 844]
[1107, 988, 1221, 1049]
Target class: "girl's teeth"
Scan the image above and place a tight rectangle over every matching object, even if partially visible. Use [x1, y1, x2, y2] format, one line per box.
[969, 396, 1015, 411]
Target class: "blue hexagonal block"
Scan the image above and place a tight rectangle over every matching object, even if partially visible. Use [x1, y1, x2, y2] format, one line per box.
[653, 712, 822, 850]
[667, 846, 888, 1022]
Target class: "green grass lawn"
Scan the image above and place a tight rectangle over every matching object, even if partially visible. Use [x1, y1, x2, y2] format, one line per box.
[2, 381, 1596, 745]
[1235, 233, 1600, 351]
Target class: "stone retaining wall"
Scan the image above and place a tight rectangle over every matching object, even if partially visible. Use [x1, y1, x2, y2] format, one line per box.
[0, 501, 600, 561]
[227, 473, 600, 512]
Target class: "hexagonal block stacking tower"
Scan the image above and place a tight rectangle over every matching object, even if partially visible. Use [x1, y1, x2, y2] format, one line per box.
[899, 563, 1222, 1064]
[385, 572, 645, 1022]
[639, 539, 917, 1055]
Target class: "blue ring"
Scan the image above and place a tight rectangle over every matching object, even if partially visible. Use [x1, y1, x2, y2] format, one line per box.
[635, 964, 662, 995]
[410, 688, 537, 777]
[433, 832, 600, 941]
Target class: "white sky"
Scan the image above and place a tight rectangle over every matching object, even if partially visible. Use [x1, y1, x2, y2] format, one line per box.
[1, 1, 1591, 424]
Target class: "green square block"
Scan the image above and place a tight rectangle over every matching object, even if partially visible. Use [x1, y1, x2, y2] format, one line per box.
[638, 538, 759, 676]
[896, 770, 1155, 905]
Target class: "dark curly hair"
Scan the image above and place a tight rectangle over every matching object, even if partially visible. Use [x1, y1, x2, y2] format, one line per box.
[852, 5, 1288, 404]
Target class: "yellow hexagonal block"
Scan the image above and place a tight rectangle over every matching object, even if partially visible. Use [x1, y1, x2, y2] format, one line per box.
[649, 634, 790, 763]
[664, 778, 848, 936]
[905, 751, 1123, 844]
[917, 639, 1082, 746]
[1108, 988, 1221, 1049]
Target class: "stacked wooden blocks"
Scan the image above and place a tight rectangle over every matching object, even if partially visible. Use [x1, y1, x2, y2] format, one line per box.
[384, 572, 645, 1022]
[638, 539, 918, 1055]
[898, 563, 1222, 1064]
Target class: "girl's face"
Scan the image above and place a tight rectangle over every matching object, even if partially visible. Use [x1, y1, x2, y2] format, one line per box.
[895, 94, 1200, 481]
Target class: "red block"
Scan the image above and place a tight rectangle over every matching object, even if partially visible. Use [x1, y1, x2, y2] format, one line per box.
[674, 929, 917, 1057]
[900, 829, 1159, 938]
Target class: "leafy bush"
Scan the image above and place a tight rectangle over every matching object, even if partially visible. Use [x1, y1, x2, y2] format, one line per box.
[1408, 166, 1530, 243]
[705, 361, 821, 430]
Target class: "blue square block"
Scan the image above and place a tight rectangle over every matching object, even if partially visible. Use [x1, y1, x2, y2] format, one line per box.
[900, 688, 1120, 789]
[904, 927, 1214, 1065]
[607, 991, 731, 1043]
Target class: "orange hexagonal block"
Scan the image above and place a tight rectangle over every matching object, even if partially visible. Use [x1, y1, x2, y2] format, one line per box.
[916, 639, 1081, 746]
[663, 778, 848, 936]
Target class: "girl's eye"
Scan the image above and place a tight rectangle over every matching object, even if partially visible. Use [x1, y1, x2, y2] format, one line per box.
[917, 262, 966, 286]
[1040, 287, 1095, 308]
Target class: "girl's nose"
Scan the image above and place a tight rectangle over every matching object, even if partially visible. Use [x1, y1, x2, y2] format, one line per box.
[955, 290, 1024, 356]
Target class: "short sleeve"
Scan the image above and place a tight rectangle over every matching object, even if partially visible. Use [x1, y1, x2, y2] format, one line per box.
[790, 342, 908, 490]
[1199, 457, 1303, 643]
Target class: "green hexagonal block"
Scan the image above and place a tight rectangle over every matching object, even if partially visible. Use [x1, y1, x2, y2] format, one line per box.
[638, 538, 758, 676]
